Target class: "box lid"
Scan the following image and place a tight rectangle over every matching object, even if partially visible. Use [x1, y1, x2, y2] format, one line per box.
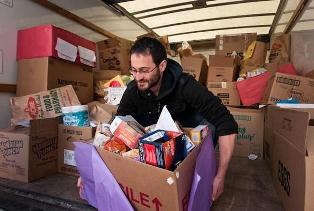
[208, 55, 237, 67]
[268, 106, 314, 155]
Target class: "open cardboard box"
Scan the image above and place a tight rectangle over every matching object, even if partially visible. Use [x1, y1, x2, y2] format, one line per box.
[267, 106, 314, 211]
[97, 141, 201, 211]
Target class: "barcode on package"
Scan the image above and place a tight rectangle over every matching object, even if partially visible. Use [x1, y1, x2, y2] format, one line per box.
[64, 149, 76, 167]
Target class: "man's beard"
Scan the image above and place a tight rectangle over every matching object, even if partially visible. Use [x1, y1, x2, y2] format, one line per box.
[136, 70, 161, 91]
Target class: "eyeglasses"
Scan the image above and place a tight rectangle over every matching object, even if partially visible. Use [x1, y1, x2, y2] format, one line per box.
[129, 65, 159, 75]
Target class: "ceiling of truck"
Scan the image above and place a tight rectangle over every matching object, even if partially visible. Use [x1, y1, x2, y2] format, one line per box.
[47, 0, 313, 43]
[119, 0, 282, 43]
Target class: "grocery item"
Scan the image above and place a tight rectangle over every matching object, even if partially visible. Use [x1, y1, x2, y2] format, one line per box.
[62, 105, 90, 127]
[138, 130, 186, 170]
[104, 137, 128, 154]
[10, 85, 80, 125]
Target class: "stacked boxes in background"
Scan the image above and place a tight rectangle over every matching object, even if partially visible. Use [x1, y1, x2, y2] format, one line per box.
[207, 82, 240, 106]
[240, 41, 268, 76]
[97, 37, 133, 75]
[228, 107, 264, 158]
[207, 55, 239, 82]
[16, 24, 96, 104]
[181, 55, 208, 85]
[215, 33, 257, 57]
[207, 54, 241, 106]
[2, 24, 100, 182]
[262, 72, 314, 104]
[17, 57, 93, 104]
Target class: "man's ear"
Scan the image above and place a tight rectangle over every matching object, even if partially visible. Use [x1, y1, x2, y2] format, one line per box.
[159, 60, 167, 73]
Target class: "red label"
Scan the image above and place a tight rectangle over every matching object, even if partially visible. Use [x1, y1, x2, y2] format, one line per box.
[24, 96, 38, 119]
[144, 144, 157, 166]
[119, 183, 162, 211]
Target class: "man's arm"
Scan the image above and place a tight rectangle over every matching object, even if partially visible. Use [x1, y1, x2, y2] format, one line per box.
[212, 134, 236, 201]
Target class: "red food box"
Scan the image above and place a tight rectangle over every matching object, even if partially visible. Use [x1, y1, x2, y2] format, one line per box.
[139, 130, 187, 170]
[17, 24, 96, 67]
[109, 116, 145, 149]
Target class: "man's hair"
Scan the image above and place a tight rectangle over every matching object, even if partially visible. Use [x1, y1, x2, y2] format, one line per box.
[130, 37, 167, 65]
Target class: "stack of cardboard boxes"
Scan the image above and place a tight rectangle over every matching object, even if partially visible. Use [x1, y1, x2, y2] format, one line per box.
[97, 37, 133, 75]
[0, 24, 99, 182]
[0, 25, 135, 181]
[206, 33, 256, 107]
[212, 31, 314, 211]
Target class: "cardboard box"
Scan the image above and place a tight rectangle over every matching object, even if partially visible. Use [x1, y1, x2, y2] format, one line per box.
[215, 33, 257, 57]
[243, 41, 268, 67]
[207, 82, 240, 106]
[87, 101, 118, 124]
[58, 124, 95, 176]
[181, 56, 208, 85]
[93, 71, 123, 98]
[207, 55, 238, 82]
[97, 143, 201, 211]
[268, 34, 290, 65]
[263, 106, 276, 167]
[262, 72, 314, 104]
[265, 62, 279, 73]
[97, 38, 133, 75]
[16, 57, 93, 104]
[0, 118, 58, 182]
[268, 106, 314, 211]
[305, 70, 314, 79]
[93, 70, 121, 82]
[228, 107, 264, 158]
[17, 24, 96, 67]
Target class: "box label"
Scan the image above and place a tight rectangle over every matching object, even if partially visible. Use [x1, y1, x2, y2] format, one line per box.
[276, 77, 300, 86]
[64, 149, 76, 166]
[277, 160, 291, 196]
[119, 183, 163, 211]
[0, 139, 24, 157]
[237, 127, 255, 142]
[32, 137, 58, 160]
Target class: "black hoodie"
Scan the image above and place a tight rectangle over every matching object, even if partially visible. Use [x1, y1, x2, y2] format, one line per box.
[117, 58, 238, 137]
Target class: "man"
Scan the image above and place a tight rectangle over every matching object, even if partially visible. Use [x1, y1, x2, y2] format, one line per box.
[116, 37, 238, 201]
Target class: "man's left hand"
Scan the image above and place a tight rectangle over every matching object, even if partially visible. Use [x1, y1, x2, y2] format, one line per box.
[212, 175, 225, 201]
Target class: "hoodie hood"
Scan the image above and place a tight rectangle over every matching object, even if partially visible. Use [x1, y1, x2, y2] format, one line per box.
[155, 58, 183, 100]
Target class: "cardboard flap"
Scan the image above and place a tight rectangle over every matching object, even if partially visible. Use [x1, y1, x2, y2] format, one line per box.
[78, 46, 96, 62]
[307, 127, 314, 156]
[30, 118, 58, 136]
[209, 55, 235, 67]
[270, 107, 311, 153]
[55, 38, 77, 62]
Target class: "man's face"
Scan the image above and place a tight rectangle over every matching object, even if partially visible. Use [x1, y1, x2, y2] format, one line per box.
[130, 53, 161, 91]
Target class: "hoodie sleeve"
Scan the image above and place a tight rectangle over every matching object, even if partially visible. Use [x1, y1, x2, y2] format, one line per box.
[180, 75, 238, 137]
[116, 83, 137, 116]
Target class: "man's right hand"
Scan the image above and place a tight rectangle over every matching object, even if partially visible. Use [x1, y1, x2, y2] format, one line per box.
[77, 176, 84, 197]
